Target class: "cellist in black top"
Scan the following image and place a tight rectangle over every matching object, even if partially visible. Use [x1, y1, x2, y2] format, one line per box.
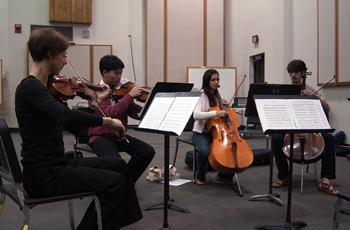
[271, 59, 339, 196]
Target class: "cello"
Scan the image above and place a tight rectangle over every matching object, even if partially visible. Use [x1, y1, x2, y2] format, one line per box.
[282, 75, 335, 163]
[206, 76, 254, 173]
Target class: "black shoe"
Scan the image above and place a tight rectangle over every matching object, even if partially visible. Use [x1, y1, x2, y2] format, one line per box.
[215, 173, 234, 184]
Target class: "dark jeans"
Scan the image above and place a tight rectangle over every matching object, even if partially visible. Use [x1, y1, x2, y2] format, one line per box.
[192, 132, 234, 181]
[91, 135, 155, 183]
[272, 133, 336, 180]
[192, 132, 212, 181]
[23, 156, 142, 230]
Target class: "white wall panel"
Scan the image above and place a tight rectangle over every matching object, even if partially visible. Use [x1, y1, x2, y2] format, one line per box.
[167, 0, 203, 83]
[207, 0, 224, 66]
[146, 0, 164, 87]
[317, 0, 336, 85]
[338, 0, 350, 83]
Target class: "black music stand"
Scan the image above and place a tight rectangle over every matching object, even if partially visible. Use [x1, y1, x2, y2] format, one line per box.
[136, 92, 201, 229]
[247, 84, 301, 206]
[253, 95, 334, 230]
[139, 82, 194, 119]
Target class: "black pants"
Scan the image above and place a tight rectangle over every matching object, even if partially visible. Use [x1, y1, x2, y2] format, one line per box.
[272, 133, 336, 180]
[91, 135, 155, 183]
[23, 157, 142, 230]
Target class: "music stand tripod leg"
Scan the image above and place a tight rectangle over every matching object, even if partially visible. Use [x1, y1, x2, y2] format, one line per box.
[144, 134, 190, 230]
[250, 135, 284, 206]
[255, 134, 307, 230]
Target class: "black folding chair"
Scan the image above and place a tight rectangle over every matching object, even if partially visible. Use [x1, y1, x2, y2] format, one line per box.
[72, 105, 95, 156]
[332, 193, 350, 230]
[0, 119, 102, 230]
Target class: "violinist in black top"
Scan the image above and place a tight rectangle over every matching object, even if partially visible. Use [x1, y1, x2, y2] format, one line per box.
[15, 28, 142, 229]
[271, 59, 339, 196]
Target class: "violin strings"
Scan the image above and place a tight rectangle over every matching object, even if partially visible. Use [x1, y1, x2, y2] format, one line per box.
[65, 57, 107, 117]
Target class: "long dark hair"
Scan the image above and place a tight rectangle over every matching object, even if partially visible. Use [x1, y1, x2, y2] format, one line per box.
[202, 69, 221, 107]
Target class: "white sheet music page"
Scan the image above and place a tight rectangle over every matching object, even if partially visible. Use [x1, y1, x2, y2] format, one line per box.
[255, 98, 331, 132]
[159, 97, 199, 135]
[138, 97, 175, 130]
[288, 99, 330, 129]
[255, 99, 296, 132]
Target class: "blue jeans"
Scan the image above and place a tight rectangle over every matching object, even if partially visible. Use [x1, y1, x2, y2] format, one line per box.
[192, 132, 212, 181]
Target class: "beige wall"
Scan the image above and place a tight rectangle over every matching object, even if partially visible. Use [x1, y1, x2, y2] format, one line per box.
[146, 0, 225, 85]
[1, 0, 350, 142]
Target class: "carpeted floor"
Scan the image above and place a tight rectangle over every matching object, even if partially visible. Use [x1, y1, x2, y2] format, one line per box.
[1, 130, 349, 230]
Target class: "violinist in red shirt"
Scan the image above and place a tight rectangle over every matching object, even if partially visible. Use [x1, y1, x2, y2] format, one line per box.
[89, 55, 155, 183]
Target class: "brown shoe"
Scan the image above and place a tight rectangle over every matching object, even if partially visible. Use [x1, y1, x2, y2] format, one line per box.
[318, 181, 339, 196]
[195, 178, 206, 185]
[272, 179, 287, 188]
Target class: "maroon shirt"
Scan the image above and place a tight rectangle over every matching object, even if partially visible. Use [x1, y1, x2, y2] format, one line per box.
[88, 93, 142, 144]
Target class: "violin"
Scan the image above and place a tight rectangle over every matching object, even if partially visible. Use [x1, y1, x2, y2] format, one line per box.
[111, 81, 151, 103]
[206, 76, 254, 173]
[48, 74, 104, 101]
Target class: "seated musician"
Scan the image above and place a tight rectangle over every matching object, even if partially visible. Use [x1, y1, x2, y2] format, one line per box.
[192, 69, 235, 185]
[271, 59, 339, 195]
[88, 55, 155, 183]
[16, 28, 142, 229]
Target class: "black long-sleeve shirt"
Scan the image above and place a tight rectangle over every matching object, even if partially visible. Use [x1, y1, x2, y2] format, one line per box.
[15, 76, 103, 169]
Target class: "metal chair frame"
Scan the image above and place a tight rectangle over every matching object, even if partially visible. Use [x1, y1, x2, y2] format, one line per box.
[332, 193, 350, 230]
[0, 119, 102, 230]
[72, 105, 95, 156]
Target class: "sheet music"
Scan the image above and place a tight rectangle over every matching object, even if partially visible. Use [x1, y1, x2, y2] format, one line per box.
[138, 93, 200, 135]
[288, 99, 330, 129]
[139, 97, 175, 130]
[255, 99, 331, 132]
[159, 97, 199, 135]
[255, 99, 296, 131]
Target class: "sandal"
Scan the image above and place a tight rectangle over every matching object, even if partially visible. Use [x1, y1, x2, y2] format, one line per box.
[318, 181, 339, 196]
[272, 179, 287, 188]
[195, 178, 206, 185]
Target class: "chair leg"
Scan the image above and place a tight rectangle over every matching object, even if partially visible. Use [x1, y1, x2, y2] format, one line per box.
[0, 192, 5, 215]
[22, 205, 30, 230]
[332, 197, 343, 230]
[92, 196, 103, 230]
[68, 200, 75, 230]
[301, 163, 305, 192]
[193, 148, 197, 183]
[314, 162, 318, 182]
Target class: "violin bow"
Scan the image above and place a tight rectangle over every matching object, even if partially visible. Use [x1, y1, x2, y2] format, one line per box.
[225, 75, 247, 110]
[66, 57, 129, 143]
[65, 57, 107, 117]
[128, 34, 137, 83]
[313, 75, 335, 96]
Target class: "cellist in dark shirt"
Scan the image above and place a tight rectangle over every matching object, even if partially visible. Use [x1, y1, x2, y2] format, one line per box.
[271, 59, 339, 196]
